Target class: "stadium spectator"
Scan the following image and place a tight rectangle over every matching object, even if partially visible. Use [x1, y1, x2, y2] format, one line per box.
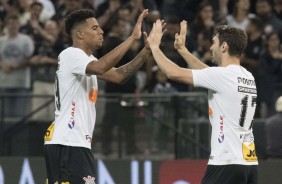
[29, 19, 63, 121]
[259, 31, 282, 117]
[225, 0, 255, 30]
[190, 1, 215, 40]
[161, 0, 202, 21]
[265, 96, 282, 158]
[150, 65, 177, 153]
[20, 2, 44, 55]
[100, 16, 140, 155]
[0, 14, 34, 118]
[255, 0, 282, 39]
[274, 0, 282, 20]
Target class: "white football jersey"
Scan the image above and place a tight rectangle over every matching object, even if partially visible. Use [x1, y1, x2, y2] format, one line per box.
[44, 47, 98, 149]
[192, 65, 258, 165]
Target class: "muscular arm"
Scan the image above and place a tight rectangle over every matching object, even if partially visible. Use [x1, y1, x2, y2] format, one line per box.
[177, 47, 209, 69]
[86, 9, 149, 75]
[86, 36, 136, 75]
[147, 20, 193, 85]
[174, 20, 209, 70]
[151, 47, 194, 85]
[97, 47, 151, 84]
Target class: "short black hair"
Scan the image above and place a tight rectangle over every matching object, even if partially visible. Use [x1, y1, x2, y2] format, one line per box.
[65, 9, 95, 36]
[214, 25, 248, 57]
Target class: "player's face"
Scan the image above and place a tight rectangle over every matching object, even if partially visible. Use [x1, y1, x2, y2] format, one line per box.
[210, 34, 222, 65]
[83, 18, 104, 50]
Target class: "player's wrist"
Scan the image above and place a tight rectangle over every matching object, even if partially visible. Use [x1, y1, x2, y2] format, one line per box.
[177, 46, 188, 54]
[150, 46, 160, 51]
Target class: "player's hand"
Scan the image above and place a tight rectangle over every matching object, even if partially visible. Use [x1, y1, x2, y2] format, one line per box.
[143, 20, 165, 50]
[147, 19, 165, 49]
[131, 9, 149, 40]
[174, 20, 187, 50]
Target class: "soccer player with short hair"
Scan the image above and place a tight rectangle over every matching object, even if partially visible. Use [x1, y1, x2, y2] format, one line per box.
[44, 9, 151, 184]
[147, 20, 258, 184]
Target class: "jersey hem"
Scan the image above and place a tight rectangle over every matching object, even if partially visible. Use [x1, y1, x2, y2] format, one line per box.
[44, 141, 91, 149]
[208, 161, 258, 165]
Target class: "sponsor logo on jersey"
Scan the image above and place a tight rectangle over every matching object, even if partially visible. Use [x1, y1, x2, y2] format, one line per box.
[238, 86, 257, 94]
[83, 175, 95, 184]
[85, 135, 92, 143]
[68, 101, 76, 129]
[208, 107, 213, 117]
[218, 115, 224, 143]
[89, 88, 98, 103]
[242, 141, 258, 162]
[44, 122, 55, 141]
[237, 77, 256, 86]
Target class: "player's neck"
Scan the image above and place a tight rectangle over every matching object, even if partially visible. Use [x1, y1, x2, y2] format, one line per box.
[221, 55, 240, 67]
[72, 41, 93, 56]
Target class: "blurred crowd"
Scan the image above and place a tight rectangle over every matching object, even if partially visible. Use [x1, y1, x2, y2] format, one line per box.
[0, 0, 282, 120]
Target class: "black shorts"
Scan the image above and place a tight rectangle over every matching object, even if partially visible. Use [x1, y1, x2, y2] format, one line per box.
[44, 144, 96, 184]
[201, 164, 258, 184]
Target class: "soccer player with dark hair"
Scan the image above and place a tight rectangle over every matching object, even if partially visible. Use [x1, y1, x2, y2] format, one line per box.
[44, 9, 150, 184]
[147, 20, 258, 184]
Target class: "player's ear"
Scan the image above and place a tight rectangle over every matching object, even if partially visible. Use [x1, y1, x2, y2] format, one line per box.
[221, 42, 228, 53]
[76, 30, 84, 39]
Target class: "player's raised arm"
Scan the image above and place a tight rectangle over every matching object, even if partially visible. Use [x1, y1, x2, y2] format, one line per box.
[175, 20, 209, 69]
[86, 9, 149, 75]
[147, 19, 194, 85]
[97, 21, 167, 84]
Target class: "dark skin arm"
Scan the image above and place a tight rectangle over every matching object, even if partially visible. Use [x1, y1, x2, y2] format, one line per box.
[86, 10, 149, 76]
[97, 20, 166, 84]
[98, 45, 151, 84]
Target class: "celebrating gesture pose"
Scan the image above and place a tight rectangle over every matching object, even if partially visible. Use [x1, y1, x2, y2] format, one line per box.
[44, 9, 151, 184]
[147, 20, 258, 184]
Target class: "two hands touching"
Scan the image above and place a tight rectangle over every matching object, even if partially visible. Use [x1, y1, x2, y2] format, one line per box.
[146, 19, 188, 51]
[144, 19, 196, 86]
[131, 9, 188, 51]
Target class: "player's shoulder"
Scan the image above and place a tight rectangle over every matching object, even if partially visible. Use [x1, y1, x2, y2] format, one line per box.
[202, 66, 227, 75]
[60, 47, 84, 56]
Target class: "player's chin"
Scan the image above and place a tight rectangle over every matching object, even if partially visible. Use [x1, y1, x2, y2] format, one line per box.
[96, 43, 103, 49]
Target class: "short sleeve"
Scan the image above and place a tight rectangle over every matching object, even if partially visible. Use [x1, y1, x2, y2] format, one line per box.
[192, 67, 226, 92]
[61, 48, 95, 75]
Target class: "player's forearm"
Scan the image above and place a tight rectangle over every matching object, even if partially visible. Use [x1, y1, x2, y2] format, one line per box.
[116, 47, 151, 84]
[177, 47, 209, 69]
[151, 47, 180, 79]
[97, 36, 136, 73]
